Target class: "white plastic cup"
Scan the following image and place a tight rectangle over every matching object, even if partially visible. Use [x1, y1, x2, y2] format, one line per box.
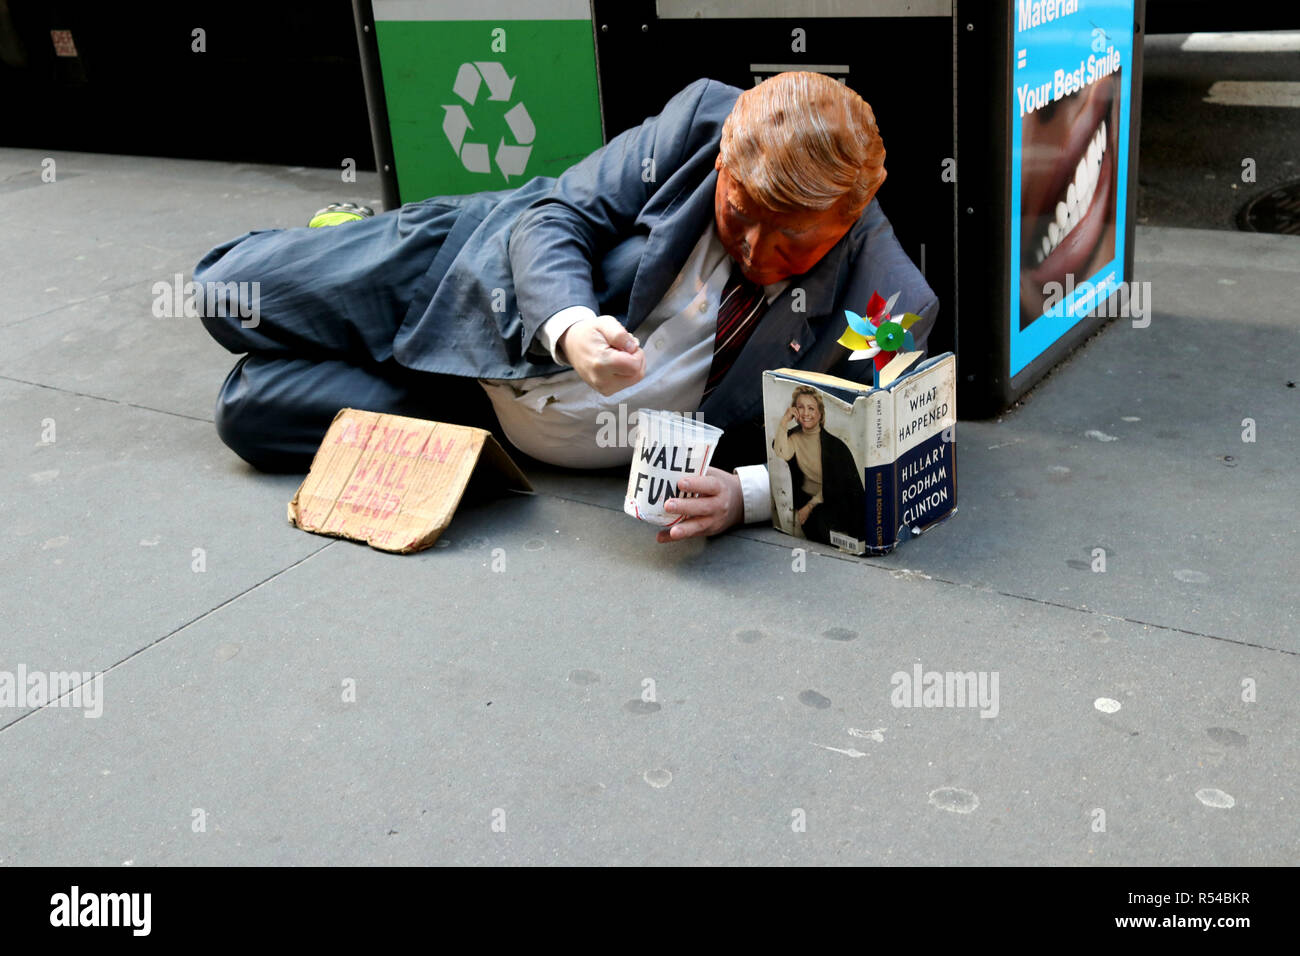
[624, 409, 724, 526]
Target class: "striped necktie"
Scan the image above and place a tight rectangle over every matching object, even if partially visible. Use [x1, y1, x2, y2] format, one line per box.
[703, 264, 769, 400]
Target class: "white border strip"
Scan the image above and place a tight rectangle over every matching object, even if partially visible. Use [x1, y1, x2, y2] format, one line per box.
[750, 62, 851, 73]
[658, 0, 951, 17]
[1181, 31, 1300, 53]
[1204, 81, 1300, 108]
[374, 0, 591, 20]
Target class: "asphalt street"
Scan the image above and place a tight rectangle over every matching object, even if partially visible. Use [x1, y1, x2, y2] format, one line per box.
[1138, 30, 1300, 229]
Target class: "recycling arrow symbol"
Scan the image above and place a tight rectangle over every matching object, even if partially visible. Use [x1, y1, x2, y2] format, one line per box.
[441, 61, 535, 181]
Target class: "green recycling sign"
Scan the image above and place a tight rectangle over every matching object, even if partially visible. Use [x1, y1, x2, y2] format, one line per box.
[442, 61, 536, 179]
[373, 2, 603, 201]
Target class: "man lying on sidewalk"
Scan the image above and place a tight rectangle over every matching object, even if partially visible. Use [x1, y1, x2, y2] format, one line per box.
[195, 70, 938, 544]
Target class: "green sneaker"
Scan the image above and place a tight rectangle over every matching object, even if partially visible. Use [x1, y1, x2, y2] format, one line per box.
[308, 202, 375, 228]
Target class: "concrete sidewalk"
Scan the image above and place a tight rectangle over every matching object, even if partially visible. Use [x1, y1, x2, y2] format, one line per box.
[1, 149, 1295, 865]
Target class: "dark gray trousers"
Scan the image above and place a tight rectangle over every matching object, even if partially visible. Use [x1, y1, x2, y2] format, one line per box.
[195, 205, 503, 472]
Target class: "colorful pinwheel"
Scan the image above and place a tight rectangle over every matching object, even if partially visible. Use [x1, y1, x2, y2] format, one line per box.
[837, 290, 925, 369]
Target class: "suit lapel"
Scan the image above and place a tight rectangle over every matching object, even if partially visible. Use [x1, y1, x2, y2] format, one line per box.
[625, 171, 718, 333]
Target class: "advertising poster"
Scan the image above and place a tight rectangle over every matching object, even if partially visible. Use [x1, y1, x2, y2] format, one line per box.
[1010, 0, 1135, 377]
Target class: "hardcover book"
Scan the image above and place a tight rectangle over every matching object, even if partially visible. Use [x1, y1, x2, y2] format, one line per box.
[762, 353, 958, 555]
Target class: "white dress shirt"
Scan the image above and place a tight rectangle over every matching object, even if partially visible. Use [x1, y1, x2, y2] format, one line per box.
[478, 222, 782, 524]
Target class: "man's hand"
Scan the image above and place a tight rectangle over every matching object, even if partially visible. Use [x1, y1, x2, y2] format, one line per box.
[558, 315, 645, 396]
[656, 467, 746, 543]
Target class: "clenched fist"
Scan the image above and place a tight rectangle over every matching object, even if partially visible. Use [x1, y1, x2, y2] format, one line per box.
[558, 315, 646, 396]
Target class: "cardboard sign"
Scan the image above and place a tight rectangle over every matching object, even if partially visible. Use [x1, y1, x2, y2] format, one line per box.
[287, 408, 532, 553]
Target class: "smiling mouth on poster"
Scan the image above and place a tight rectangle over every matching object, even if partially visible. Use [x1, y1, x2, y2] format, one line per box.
[1010, 0, 1134, 378]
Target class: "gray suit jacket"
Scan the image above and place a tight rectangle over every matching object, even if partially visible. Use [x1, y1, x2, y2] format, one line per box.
[390, 77, 939, 444]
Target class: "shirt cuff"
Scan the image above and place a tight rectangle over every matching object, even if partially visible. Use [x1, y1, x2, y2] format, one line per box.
[733, 463, 771, 525]
[533, 306, 597, 365]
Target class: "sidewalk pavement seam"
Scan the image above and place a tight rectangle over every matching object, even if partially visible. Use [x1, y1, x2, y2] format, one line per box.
[6, 377, 1285, 658]
[537, 489, 1295, 656]
[0, 373, 214, 424]
[0, 276, 166, 330]
[10, 375, 1286, 659]
[0, 538, 338, 739]
[727, 529, 1298, 657]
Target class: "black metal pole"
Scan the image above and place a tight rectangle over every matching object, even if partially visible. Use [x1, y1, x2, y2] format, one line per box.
[351, 0, 400, 211]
